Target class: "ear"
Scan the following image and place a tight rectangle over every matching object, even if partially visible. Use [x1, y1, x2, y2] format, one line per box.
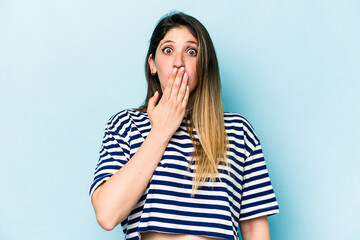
[148, 54, 157, 75]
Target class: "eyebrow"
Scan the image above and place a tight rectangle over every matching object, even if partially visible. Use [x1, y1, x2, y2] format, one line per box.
[159, 40, 198, 48]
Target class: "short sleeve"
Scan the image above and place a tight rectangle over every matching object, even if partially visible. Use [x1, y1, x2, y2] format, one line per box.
[239, 127, 279, 220]
[89, 112, 131, 197]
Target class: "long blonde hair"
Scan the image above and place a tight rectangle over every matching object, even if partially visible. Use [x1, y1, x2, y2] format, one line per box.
[137, 12, 230, 196]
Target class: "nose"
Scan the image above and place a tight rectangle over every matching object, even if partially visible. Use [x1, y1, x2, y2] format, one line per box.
[173, 52, 185, 68]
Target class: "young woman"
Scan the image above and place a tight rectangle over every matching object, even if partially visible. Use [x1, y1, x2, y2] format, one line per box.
[89, 12, 279, 240]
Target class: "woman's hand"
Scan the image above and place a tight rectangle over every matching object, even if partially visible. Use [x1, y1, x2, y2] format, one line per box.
[147, 66, 190, 141]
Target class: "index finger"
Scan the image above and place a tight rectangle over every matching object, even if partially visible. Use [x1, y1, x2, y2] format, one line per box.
[161, 67, 178, 101]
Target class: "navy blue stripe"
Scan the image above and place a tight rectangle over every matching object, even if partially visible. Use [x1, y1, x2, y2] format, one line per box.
[93, 172, 112, 182]
[242, 189, 274, 201]
[253, 148, 263, 155]
[241, 197, 278, 209]
[160, 163, 194, 172]
[100, 148, 124, 156]
[136, 128, 150, 137]
[102, 142, 124, 151]
[150, 179, 238, 196]
[127, 215, 141, 227]
[171, 134, 191, 140]
[240, 205, 279, 219]
[225, 125, 244, 133]
[228, 147, 247, 160]
[246, 172, 269, 183]
[132, 142, 142, 149]
[227, 131, 245, 139]
[89, 173, 112, 195]
[245, 164, 267, 175]
[95, 165, 121, 174]
[132, 121, 150, 129]
[108, 110, 127, 127]
[245, 144, 253, 155]
[147, 188, 229, 202]
[228, 138, 245, 150]
[142, 206, 231, 221]
[244, 134, 257, 148]
[129, 132, 144, 141]
[246, 156, 265, 166]
[168, 141, 194, 149]
[164, 147, 193, 156]
[243, 180, 272, 192]
[145, 198, 230, 211]
[227, 156, 245, 173]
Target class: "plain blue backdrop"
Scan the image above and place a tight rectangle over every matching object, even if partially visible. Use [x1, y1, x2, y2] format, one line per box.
[1, 0, 359, 239]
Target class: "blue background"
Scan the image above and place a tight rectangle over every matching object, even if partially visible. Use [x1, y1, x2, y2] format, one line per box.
[1, 1, 359, 239]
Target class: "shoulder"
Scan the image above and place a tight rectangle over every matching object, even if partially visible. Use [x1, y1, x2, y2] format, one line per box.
[224, 112, 260, 144]
[224, 112, 255, 132]
[104, 109, 148, 135]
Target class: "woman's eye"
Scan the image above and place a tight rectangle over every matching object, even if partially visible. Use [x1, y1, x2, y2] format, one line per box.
[162, 47, 173, 54]
[188, 48, 198, 56]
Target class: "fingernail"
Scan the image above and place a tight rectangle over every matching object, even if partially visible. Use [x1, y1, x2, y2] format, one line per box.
[184, 72, 188, 79]
[173, 68, 178, 73]
[180, 67, 185, 72]
[186, 86, 189, 91]
[154, 91, 158, 96]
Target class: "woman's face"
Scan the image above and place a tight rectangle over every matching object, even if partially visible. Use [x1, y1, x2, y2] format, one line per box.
[148, 27, 198, 93]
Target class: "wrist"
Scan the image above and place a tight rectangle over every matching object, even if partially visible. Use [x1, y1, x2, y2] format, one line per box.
[147, 128, 172, 146]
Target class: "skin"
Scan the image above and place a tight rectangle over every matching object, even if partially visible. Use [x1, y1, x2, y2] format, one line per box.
[148, 26, 199, 94]
[240, 216, 271, 240]
[91, 26, 271, 240]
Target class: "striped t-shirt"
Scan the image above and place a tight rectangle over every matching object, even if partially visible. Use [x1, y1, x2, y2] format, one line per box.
[89, 109, 279, 240]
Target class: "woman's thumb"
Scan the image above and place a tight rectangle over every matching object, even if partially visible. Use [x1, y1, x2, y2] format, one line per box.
[147, 91, 159, 114]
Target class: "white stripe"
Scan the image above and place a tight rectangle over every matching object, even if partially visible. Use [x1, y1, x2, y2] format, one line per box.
[227, 136, 245, 146]
[140, 212, 231, 226]
[95, 160, 123, 169]
[241, 193, 276, 205]
[243, 169, 268, 181]
[244, 161, 266, 171]
[140, 202, 231, 217]
[243, 176, 270, 188]
[130, 136, 144, 145]
[146, 193, 229, 207]
[93, 169, 119, 178]
[240, 201, 279, 214]
[240, 209, 279, 221]
[251, 152, 264, 160]
[241, 185, 274, 197]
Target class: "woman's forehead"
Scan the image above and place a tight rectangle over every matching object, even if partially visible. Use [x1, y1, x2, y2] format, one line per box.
[160, 27, 198, 45]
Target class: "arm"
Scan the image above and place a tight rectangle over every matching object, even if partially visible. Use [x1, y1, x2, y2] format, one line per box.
[91, 129, 169, 231]
[91, 67, 189, 231]
[239, 216, 271, 240]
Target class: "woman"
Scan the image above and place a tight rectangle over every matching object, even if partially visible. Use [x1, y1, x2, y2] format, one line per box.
[89, 12, 279, 240]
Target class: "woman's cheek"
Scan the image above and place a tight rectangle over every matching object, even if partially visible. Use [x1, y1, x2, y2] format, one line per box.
[158, 73, 167, 91]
